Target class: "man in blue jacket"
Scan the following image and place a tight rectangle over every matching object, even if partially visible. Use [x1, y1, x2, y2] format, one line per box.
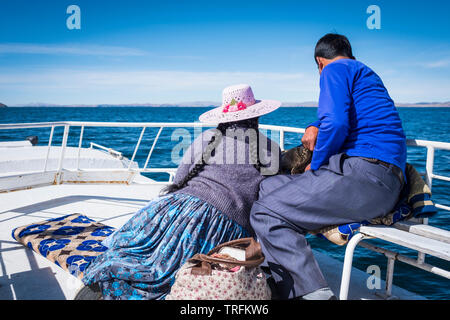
[250, 33, 407, 300]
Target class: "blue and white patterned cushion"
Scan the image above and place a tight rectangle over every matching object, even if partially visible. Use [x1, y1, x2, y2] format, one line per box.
[12, 213, 116, 279]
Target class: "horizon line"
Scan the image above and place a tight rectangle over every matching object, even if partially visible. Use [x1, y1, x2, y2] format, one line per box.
[3, 101, 450, 108]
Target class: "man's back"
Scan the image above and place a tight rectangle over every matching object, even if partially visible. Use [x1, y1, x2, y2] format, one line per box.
[249, 33, 408, 300]
[312, 58, 407, 175]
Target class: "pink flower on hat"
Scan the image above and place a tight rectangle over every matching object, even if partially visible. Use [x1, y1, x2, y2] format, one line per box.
[228, 104, 240, 112]
[222, 99, 247, 113]
[237, 101, 247, 110]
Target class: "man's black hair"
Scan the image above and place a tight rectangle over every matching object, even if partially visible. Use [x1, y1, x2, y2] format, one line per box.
[314, 33, 355, 64]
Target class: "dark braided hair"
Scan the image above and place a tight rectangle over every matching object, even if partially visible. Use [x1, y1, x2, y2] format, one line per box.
[161, 117, 262, 195]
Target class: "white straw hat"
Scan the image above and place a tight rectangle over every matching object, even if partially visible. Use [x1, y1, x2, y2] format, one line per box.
[199, 84, 281, 124]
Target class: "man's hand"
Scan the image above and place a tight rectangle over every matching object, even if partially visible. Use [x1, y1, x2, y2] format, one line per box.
[304, 163, 311, 172]
[301, 126, 319, 151]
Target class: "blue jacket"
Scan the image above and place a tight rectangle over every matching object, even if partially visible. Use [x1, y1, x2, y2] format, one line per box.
[308, 59, 407, 177]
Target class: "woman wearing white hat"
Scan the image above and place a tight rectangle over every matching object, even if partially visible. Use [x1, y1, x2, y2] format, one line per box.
[77, 84, 281, 300]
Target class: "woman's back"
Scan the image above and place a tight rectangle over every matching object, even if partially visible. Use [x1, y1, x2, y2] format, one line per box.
[173, 127, 281, 233]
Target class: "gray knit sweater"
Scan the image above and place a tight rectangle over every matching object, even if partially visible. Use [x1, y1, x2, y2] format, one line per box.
[173, 128, 281, 233]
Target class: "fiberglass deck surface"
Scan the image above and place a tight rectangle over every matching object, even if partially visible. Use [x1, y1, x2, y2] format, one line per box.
[0, 183, 156, 299]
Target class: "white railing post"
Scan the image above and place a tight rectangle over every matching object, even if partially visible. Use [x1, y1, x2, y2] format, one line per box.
[43, 126, 55, 172]
[143, 127, 164, 170]
[385, 257, 395, 297]
[56, 125, 70, 184]
[339, 233, 366, 300]
[425, 146, 435, 190]
[128, 127, 146, 170]
[279, 129, 285, 151]
[417, 146, 435, 263]
[77, 125, 84, 171]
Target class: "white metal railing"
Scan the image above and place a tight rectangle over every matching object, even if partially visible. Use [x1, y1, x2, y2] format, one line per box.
[0, 121, 448, 209]
[0, 121, 304, 189]
[89, 142, 123, 159]
[337, 138, 450, 300]
[0, 121, 448, 201]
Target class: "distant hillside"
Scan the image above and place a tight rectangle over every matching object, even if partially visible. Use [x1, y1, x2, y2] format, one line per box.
[97, 101, 220, 108]
[0, 103, 7, 108]
[395, 102, 450, 107]
[282, 101, 318, 107]
[281, 101, 450, 107]
[7, 101, 450, 108]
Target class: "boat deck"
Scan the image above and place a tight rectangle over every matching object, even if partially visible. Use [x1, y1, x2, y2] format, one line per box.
[0, 182, 425, 300]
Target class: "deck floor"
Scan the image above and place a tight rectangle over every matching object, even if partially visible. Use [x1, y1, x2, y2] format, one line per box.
[0, 183, 425, 300]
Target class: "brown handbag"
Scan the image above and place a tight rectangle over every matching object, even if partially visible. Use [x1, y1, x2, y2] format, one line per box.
[165, 238, 271, 300]
[189, 237, 265, 275]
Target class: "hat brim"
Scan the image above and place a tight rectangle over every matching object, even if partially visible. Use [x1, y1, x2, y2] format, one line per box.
[198, 100, 281, 124]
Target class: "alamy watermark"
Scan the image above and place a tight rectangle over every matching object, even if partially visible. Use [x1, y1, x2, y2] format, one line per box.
[66, 5, 81, 30]
[366, 5, 381, 30]
[366, 264, 382, 290]
[64, 5, 381, 32]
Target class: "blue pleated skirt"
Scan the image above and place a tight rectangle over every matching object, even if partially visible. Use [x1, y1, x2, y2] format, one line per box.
[81, 193, 250, 300]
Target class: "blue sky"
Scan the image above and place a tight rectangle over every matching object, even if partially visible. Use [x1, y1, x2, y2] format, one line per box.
[0, 0, 449, 105]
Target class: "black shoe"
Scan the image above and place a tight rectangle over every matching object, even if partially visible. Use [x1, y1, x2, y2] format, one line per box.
[295, 295, 338, 300]
[74, 283, 103, 300]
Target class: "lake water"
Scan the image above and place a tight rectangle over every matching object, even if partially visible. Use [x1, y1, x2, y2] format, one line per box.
[0, 106, 449, 299]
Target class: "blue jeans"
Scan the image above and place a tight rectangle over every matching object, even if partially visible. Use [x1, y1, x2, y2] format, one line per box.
[250, 153, 403, 299]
